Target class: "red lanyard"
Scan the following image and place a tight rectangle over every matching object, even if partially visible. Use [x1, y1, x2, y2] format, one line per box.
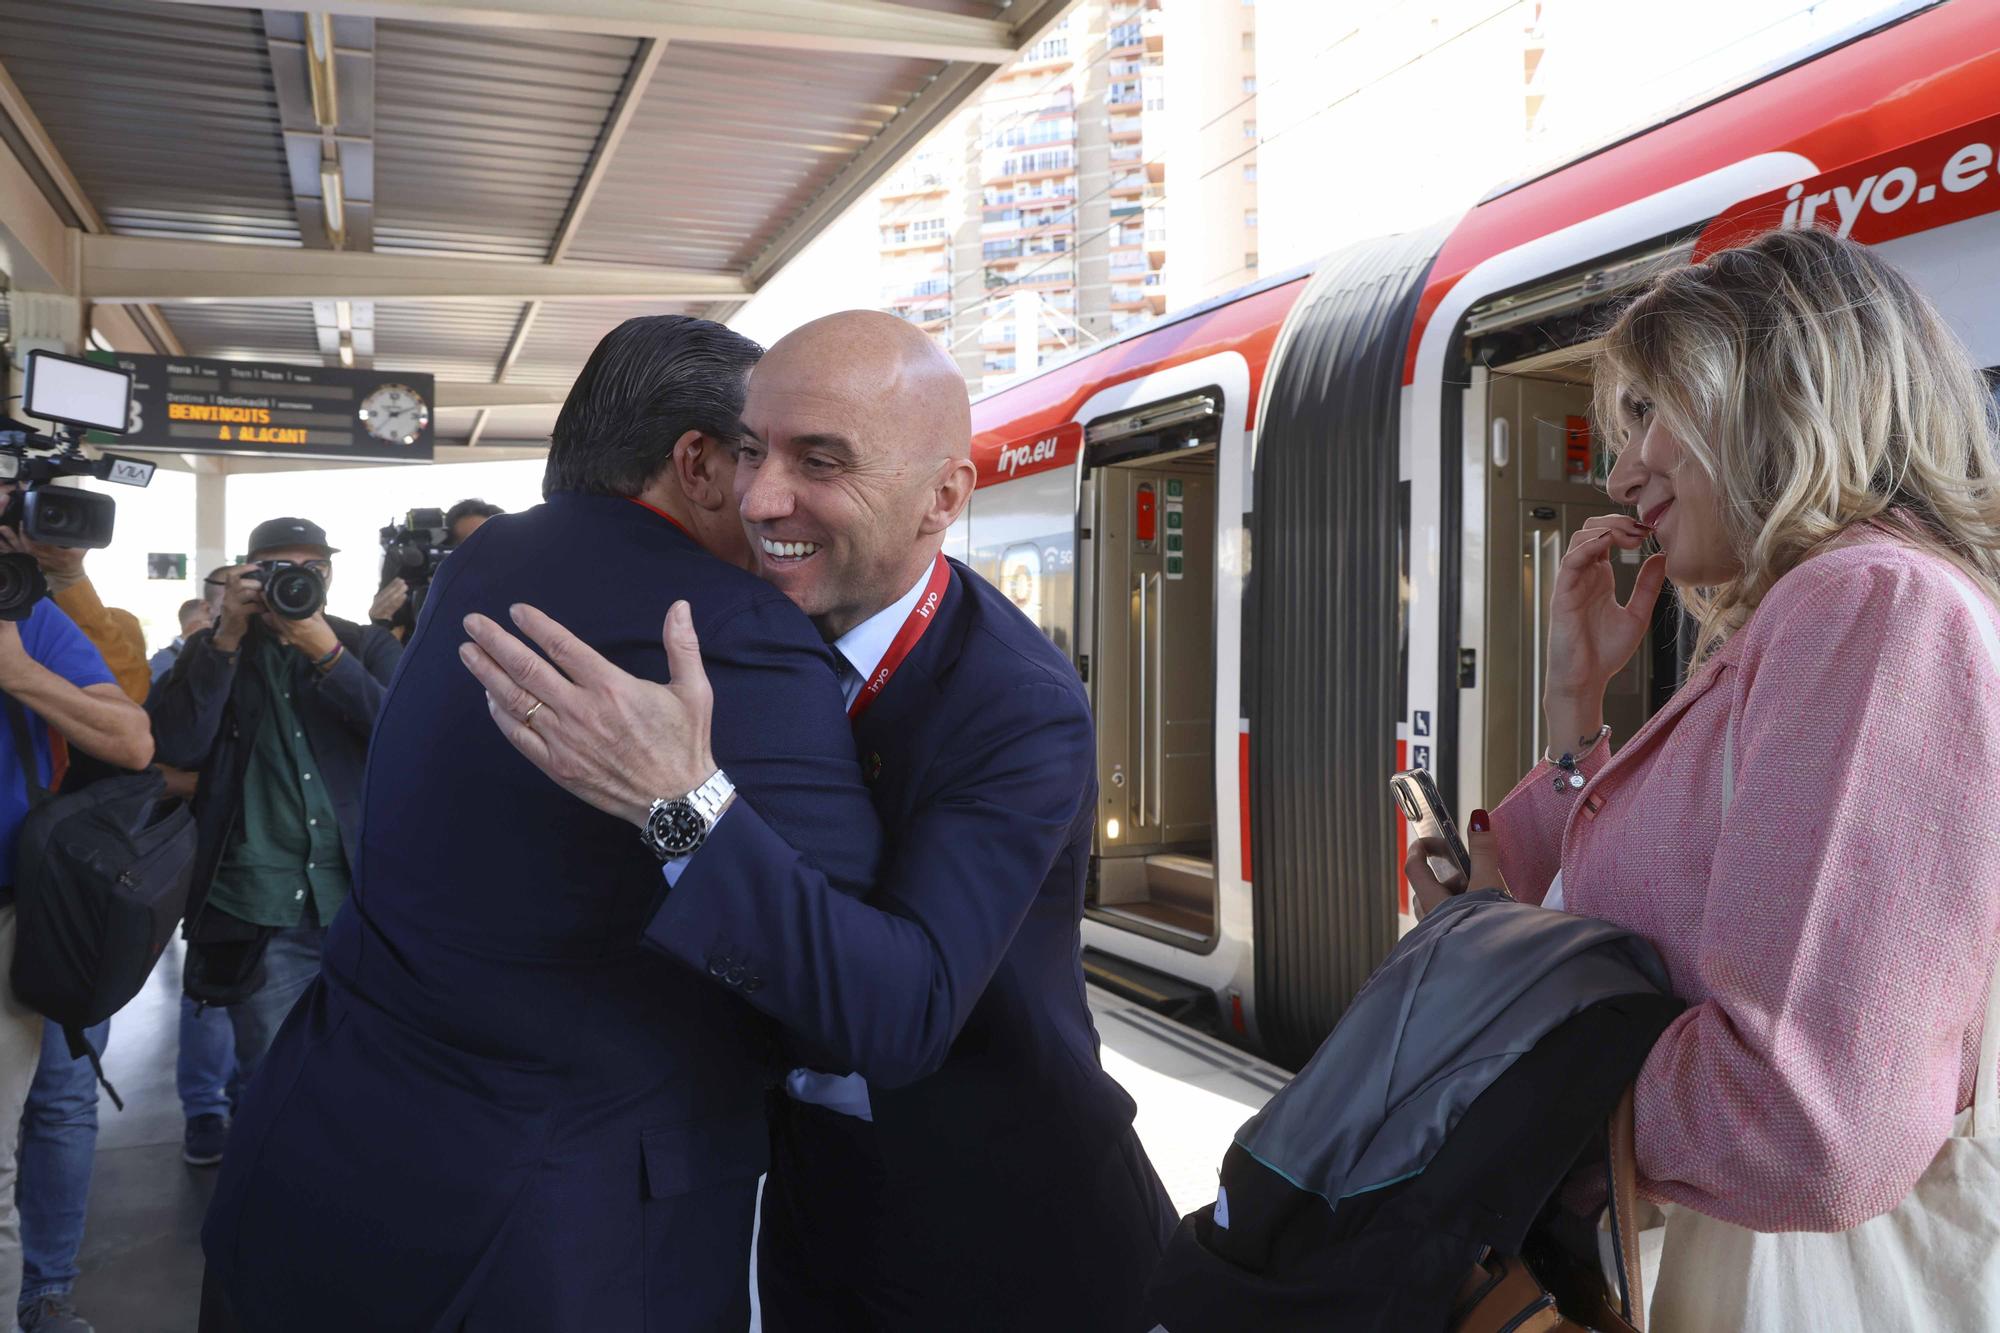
[848, 555, 950, 723]
[626, 496, 692, 538]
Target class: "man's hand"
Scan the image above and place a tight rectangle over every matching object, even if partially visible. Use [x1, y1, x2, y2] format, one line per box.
[0, 529, 85, 593]
[459, 601, 716, 828]
[266, 610, 339, 662]
[370, 578, 410, 624]
[211, 565, 265, 653]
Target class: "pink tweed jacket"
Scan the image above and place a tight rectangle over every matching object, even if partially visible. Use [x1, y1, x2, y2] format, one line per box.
[1493, 531, 2000, 1232]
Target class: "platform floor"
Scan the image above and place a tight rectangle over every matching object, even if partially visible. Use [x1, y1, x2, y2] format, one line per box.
[54, 949, 1284, 1333]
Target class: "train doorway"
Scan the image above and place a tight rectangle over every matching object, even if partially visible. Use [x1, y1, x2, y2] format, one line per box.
[1081, 394, 1221, 951]
[1479, 353, 1667, 802]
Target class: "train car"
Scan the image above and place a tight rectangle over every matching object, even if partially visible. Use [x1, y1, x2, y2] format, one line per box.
[954, 0, 2000, 1068]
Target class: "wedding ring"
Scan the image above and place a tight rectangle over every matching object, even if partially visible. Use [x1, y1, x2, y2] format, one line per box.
[522, 698, 545, 726]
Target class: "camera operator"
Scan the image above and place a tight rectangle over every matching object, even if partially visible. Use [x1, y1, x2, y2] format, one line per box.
[371, 500, 503, 641]
[0, 529, 148, 705]
[0, 482, 151, 1325]
[147, 518, 401, 1106]
[445, 497, 502, 546]
[0, 530, 160, 1333]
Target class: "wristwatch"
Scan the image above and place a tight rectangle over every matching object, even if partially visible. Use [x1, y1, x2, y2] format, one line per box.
[640, 770, 735, 862]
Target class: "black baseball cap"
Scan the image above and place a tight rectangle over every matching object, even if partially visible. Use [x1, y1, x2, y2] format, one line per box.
[247, 517, 338, 559]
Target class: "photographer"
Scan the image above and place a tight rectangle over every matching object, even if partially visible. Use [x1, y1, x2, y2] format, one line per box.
[0, 484, 151, 1325]
[371, 500, 503, 641]
[148, 518, 400, 1100]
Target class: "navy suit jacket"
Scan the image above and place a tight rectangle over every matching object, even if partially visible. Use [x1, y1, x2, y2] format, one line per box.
[201, 493, 882, 1333]
[646, 558, 1140, 1216]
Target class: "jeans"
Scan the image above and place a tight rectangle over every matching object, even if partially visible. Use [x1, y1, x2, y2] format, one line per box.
[18, 1018, 109, 1310]
[0, 908, 45, 1321]
[177, 951, 237, 1121]
[228, 920, 326, 1093]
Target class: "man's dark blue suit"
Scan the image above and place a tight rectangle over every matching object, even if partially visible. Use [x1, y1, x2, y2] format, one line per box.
[200, 493, 881, 1332]
[646, 558, 1175, 1331]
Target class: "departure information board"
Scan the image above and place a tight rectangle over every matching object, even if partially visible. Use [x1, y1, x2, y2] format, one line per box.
[86, 353, 435, 463]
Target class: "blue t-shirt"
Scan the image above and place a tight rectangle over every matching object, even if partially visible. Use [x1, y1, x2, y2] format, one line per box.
[0, 600, 117, 877]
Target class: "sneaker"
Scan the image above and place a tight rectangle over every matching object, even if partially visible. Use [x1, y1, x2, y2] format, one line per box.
[18, 1296, 91, 1333]
[183, 1113, 230, 1167]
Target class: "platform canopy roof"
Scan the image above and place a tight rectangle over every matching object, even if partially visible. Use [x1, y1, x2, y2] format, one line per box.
[0, 0, 1072, 459]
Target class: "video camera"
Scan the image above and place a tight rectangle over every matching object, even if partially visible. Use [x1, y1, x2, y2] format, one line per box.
[0, 351, 155, 621]
[378, 507, 450, 630]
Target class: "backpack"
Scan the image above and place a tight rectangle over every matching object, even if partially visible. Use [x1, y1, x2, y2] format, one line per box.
[5, 698, 197, 1107]
[1143, 889, 1684, 1332]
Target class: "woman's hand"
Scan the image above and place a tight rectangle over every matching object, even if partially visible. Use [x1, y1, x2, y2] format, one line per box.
[1543, 515, 1667, 752]
[1403, 809, 1511, 919]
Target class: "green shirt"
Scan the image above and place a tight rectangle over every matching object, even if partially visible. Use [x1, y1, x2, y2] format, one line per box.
[206, 633, 351, 929]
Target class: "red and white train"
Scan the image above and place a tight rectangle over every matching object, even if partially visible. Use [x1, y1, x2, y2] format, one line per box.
[950, 1, 2000, 1066]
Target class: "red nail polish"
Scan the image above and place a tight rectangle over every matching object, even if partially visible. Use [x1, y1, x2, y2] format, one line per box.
[1469, 808, 1491, 833]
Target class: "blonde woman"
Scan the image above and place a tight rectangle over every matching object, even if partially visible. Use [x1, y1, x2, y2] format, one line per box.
[1407, 227, 2000, 1329]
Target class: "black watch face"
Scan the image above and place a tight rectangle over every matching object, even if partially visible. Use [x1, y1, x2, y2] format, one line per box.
[649, 799, 706, 857]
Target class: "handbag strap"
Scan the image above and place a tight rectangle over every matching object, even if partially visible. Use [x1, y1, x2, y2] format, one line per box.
[2, 696, 48, 805]
[1604, 1085, 1647, 1331]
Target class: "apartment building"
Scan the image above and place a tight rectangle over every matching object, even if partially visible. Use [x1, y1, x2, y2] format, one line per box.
[875, 1, 1167, 394]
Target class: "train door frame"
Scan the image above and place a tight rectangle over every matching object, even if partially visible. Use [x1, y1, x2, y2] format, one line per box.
[1067, 350, 1260, 1037]
[1418, 151, 1820, 816]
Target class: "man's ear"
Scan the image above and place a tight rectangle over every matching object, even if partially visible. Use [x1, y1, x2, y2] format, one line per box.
[670, 429, 732, 513]
[918, 458, 977, 537]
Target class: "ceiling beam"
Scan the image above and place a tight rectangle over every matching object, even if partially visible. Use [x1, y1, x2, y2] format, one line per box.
[81, 234, 749, 304]
[137, 0, 1017, 64]
[743, 0, 1078, 289]
[434, 381, 564, 409]
[0, 60, 186, 353]
[468, 35, 657, 447]
[549, 38, 662, 264]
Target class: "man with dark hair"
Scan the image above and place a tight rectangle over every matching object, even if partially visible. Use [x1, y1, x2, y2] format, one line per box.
[442, 498, 503, 546]
[201, 315, 881, 1332]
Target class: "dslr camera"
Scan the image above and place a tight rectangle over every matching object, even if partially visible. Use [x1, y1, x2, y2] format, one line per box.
[378, 507, 449, 630]
[244, 560, 327, 621]
[0, 351, 155, 621]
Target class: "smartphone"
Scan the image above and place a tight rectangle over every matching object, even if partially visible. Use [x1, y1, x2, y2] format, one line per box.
[1391, 768, 1472, 890]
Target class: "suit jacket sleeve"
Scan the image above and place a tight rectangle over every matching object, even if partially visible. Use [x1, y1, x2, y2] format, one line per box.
[145, 629, 238, 769]
[683, 594, 882, 912]
[644, 677, 1093, 1089]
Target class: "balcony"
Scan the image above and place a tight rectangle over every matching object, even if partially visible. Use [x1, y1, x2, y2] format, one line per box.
[1108, 171, 1146, 197]
[1109, 114, 1142, 141]
[878, 173, 951, 201]
[885, 278, 952, 305]
[1109, 20, 1143, 52]
[983, 148, 1076, 185]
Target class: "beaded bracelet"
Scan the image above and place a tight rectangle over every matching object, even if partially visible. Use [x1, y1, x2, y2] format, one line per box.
[313, 642, 345, 674]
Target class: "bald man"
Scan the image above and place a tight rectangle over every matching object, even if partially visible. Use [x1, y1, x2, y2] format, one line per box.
[463, 311, 1175, 1330]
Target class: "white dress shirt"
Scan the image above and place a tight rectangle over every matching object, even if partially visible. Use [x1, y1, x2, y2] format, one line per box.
[659, 560, 941, 1122]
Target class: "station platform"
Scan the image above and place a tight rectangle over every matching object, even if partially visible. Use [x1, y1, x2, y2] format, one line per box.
[56, 947, 1284, 1332]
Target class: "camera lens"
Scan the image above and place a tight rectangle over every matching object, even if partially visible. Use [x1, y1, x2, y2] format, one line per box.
[263, 565, 326, 621]
[0, 553, 48, 622]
